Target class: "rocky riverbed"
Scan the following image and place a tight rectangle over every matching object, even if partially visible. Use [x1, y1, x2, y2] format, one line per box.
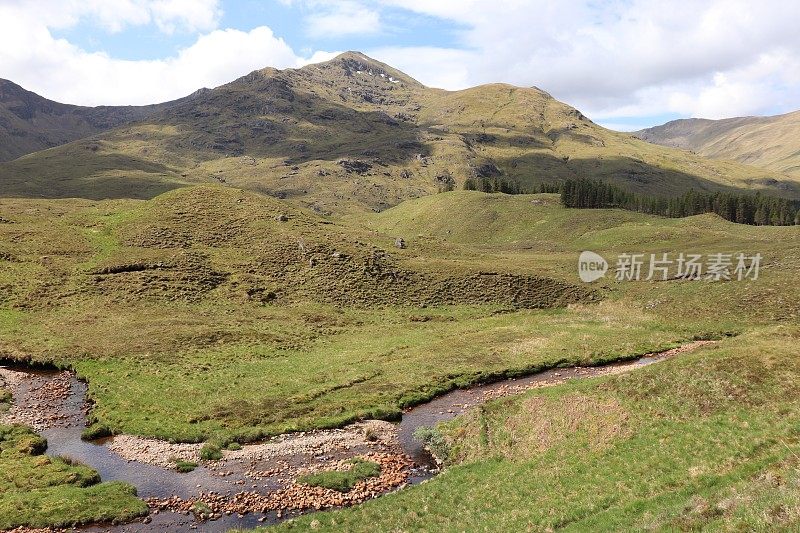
[0, 364, 424, 532]
[1, 340, 714, 532]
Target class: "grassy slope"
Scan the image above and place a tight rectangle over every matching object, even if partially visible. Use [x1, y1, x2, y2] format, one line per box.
[268, 327, 800, 532]
[1, 187, 799, 529]
[0, 78, 179, 163]
[417, 84, 800, 197]
[0, 424, 147, 529]
[239, 191, 799, 532]
[1, 188, 797, 445]
[2, 54, 799, 213]
[636, 110, 800, 177]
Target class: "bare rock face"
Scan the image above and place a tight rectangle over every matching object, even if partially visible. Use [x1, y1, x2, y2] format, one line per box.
[472, 161, 502, 178]
[337, 159, 373, 174]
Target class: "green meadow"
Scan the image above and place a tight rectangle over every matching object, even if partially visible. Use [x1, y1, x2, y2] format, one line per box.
[1, 188, 798, 529]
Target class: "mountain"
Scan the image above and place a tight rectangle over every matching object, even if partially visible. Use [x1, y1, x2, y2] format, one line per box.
[0, 78, 190, 162]
[2, 52, 799, 212]
[634, 111, 800, 178]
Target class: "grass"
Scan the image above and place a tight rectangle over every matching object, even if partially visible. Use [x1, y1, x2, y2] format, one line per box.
[263, 326, 800, 532]
[1, 185, 799, 529]
[0, 424, 147, 529]
[81, 423, 113, 441]
[0, 388, 10, 411]
[298, 458, 382, 492]
[1, 188, 797, 447]
[199, 443, 223, 461]
[174, 459, 199, 473]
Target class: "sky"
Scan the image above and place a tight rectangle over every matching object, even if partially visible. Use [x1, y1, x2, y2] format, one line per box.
[2, 0, 800, 131]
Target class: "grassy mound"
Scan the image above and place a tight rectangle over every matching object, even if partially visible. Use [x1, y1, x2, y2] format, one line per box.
[0, 424, 147, 529]
[299, 458, 382, 492]
[0, 186, 589, 310]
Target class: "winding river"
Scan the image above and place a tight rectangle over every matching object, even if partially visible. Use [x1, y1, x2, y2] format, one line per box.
[0, 341, 710, 532]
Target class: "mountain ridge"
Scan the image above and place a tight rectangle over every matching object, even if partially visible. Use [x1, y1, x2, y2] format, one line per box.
[2, 52, 799, 212]
[634, 110, 800, 178]
[0, 78, 196, 162]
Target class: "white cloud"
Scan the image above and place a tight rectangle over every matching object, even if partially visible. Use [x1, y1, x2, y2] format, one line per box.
[0, 2, 304, 105]
[367, 46, 474, 89]
[2, 0, 223, 34]
[148, 0, 223, 33]
[288, 0, 382, 38]
[372, 0, 800, 121]
[297, 50, 344, 67]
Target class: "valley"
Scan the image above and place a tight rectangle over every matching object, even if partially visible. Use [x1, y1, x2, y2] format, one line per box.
[1, 184, 799, 530]
[1, 51, 799, 532]
[636, 111, 800, 178]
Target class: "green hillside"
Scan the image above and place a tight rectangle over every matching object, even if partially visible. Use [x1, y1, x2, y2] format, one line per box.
[2, 185, 799, 529]
[2, 186, 798, 440]
[2, 53, 799, 214]
[0, 78, 188, 163]
[256, 191, 798, 532]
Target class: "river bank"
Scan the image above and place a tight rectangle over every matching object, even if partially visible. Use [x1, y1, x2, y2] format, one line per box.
[1, 340, 713, 532]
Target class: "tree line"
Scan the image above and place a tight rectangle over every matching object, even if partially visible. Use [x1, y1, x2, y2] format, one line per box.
[458, 175, 799, 226]
[560, 178, 800, 226]
[463, 176, 525, 194]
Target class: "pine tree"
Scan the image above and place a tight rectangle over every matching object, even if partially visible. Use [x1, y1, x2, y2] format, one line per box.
[754, 207, 768, 225]
[558, 177, 798, 227]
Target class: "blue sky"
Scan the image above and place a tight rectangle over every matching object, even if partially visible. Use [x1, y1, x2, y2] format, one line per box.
[52, 1, 465, 62]
[2, 0, 800, 131]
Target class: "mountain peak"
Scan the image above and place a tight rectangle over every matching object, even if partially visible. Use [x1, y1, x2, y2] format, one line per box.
[0, 78, 38, 103]
[310, 51, 424, 88]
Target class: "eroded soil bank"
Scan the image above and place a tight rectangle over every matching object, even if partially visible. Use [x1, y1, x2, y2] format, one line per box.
[0, 340, 713, 532]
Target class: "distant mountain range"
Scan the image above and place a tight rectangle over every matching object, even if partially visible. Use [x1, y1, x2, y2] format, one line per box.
[635, 111, 800, 178]
[2, 52, 799, 212]
[0, 79, 200, 162]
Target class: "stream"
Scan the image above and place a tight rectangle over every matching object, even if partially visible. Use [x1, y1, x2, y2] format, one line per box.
[0, 341, 710, 532]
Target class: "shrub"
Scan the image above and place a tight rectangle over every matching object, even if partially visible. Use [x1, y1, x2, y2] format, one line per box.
[191, 501, 212, 517]
[0, 389, 11, 408]
[81, 423, 113, 441]
[413, 426, 450, 464]
[15, 432, 48, 456]
[199, 442, 223, 461]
